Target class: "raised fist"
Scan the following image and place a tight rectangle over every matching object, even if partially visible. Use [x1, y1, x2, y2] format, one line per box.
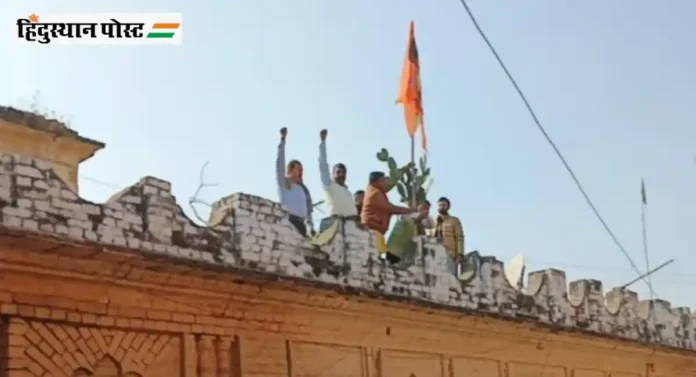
[320, 129, 327, 141]
[280, 127, 287, 140]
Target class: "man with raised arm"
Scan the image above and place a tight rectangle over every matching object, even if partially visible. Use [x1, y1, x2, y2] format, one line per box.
[318, 129, 357, 221]
[276, 127, 313, 237]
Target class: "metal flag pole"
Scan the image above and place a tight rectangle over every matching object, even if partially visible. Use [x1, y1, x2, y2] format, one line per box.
[640, 178, 653, 300]
[641, 197, 652, 299]
[410, 136, 416, 208]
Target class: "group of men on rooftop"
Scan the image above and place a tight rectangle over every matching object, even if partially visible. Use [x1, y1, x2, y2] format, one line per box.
[276, 127, 465, 265]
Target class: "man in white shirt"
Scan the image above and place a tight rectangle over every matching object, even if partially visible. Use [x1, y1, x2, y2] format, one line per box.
[276, 127, 313, 237]
[318, 129, 357, 232]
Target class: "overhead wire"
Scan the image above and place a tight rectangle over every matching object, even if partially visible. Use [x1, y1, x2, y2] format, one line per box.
[79, 174, 121, 189]
[454, 0, 658, 298]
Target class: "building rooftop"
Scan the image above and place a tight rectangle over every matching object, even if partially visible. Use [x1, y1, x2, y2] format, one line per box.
[0, 151, 694, 352]
[0, 106, 105, 150]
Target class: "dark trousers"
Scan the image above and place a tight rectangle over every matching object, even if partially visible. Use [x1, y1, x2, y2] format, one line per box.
[288, 215, 307, 237]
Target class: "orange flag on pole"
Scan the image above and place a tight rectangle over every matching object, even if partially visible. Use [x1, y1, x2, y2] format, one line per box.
[396, 21, 427, 151]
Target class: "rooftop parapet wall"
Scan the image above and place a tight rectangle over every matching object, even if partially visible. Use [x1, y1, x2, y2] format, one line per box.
[0, 152, 693, 350]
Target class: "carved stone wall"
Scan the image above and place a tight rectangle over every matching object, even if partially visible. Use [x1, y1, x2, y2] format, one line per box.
[0, 152, 694, 352]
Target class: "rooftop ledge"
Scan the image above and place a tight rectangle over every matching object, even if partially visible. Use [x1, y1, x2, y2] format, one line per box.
[0, 152, 693, 351]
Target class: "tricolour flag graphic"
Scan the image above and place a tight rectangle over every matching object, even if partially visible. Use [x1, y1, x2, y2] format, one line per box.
[147, 22, 180, 39]
[13, 13, 183, 45]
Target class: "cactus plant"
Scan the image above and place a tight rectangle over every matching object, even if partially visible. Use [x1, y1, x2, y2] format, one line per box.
[375, 148, 432, 206]
[375, 148, 434, 267]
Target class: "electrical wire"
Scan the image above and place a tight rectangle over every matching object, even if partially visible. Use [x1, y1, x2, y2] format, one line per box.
[79, 175, 121, 189]
[454, 0, 658, 298]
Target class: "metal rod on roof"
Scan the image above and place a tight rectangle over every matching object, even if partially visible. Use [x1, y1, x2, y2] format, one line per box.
[621, 258, 674, 290]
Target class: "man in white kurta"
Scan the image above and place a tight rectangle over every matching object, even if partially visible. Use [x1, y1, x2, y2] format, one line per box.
[317, 129, 357, 233]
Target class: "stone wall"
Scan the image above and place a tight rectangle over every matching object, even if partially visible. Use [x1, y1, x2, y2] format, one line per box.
[0, 152, 694, 351]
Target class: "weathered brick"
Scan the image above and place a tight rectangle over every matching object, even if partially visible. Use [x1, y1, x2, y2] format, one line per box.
[49, 310, 66, 321]
[66, 312, 81, 323]
[0, 140, 694, 377]
[76, 302, 107, 315]
[7, 334, 28, 347]
[15, 165, 43, 179]
[118, 306, 147, 319]
[1, 303, 17, 315]
[0, 291, 12, 302]
[81, 313, 97, 324]
[146, 309, 172, 321]
[96, 316, 116, 327]
[195, 316, 218, 326]
[171, 313, 195, 323]
[34, 307, 51, 319]
[17, 305, 34, 317]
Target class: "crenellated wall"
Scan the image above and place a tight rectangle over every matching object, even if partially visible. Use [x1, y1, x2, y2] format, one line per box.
[0, 152, 694, 353]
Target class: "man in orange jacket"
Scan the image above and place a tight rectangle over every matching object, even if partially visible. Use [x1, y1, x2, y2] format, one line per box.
[360, 171, 417, 263]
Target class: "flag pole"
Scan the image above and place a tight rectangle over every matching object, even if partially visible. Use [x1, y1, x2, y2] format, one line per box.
[641, 179, 652, 301]
[410, 136, 416, 208]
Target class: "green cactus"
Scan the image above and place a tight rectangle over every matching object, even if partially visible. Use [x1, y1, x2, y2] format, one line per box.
[396, 183, 408, 202]
[375, 147, 432, 206]
[387, 157, 397, 174]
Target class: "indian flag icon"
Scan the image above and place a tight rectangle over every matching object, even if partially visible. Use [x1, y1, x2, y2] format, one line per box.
[13, 13, 183, 45]
[147, 22, 180, 39]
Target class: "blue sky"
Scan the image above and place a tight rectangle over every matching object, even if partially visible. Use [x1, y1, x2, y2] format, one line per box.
[2, 1, 695, 308]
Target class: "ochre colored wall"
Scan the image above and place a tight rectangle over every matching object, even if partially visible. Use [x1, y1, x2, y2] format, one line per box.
[0, 238, 694, 377]
[0, 120, 99, 193]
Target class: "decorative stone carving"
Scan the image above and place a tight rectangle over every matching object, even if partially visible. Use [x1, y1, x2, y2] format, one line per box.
[7, 318, 179, 377]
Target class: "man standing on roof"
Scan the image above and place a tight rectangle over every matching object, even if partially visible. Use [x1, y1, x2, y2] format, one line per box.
[319, 130, 356, 217]
[276, 127, 313, 237]
[434, 197, 464, 262]
[361, 170, 417, 263]
[317, 129, 359, 233]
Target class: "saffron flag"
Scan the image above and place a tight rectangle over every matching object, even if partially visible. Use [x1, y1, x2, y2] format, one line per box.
[396, 21, 427, 151]
[641, 178, 647, 205]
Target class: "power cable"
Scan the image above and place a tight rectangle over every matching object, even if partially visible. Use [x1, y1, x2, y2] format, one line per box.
[454, 0, 658, 298]
[80, 175, 121, 189]
[513, 256, 696, 278]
